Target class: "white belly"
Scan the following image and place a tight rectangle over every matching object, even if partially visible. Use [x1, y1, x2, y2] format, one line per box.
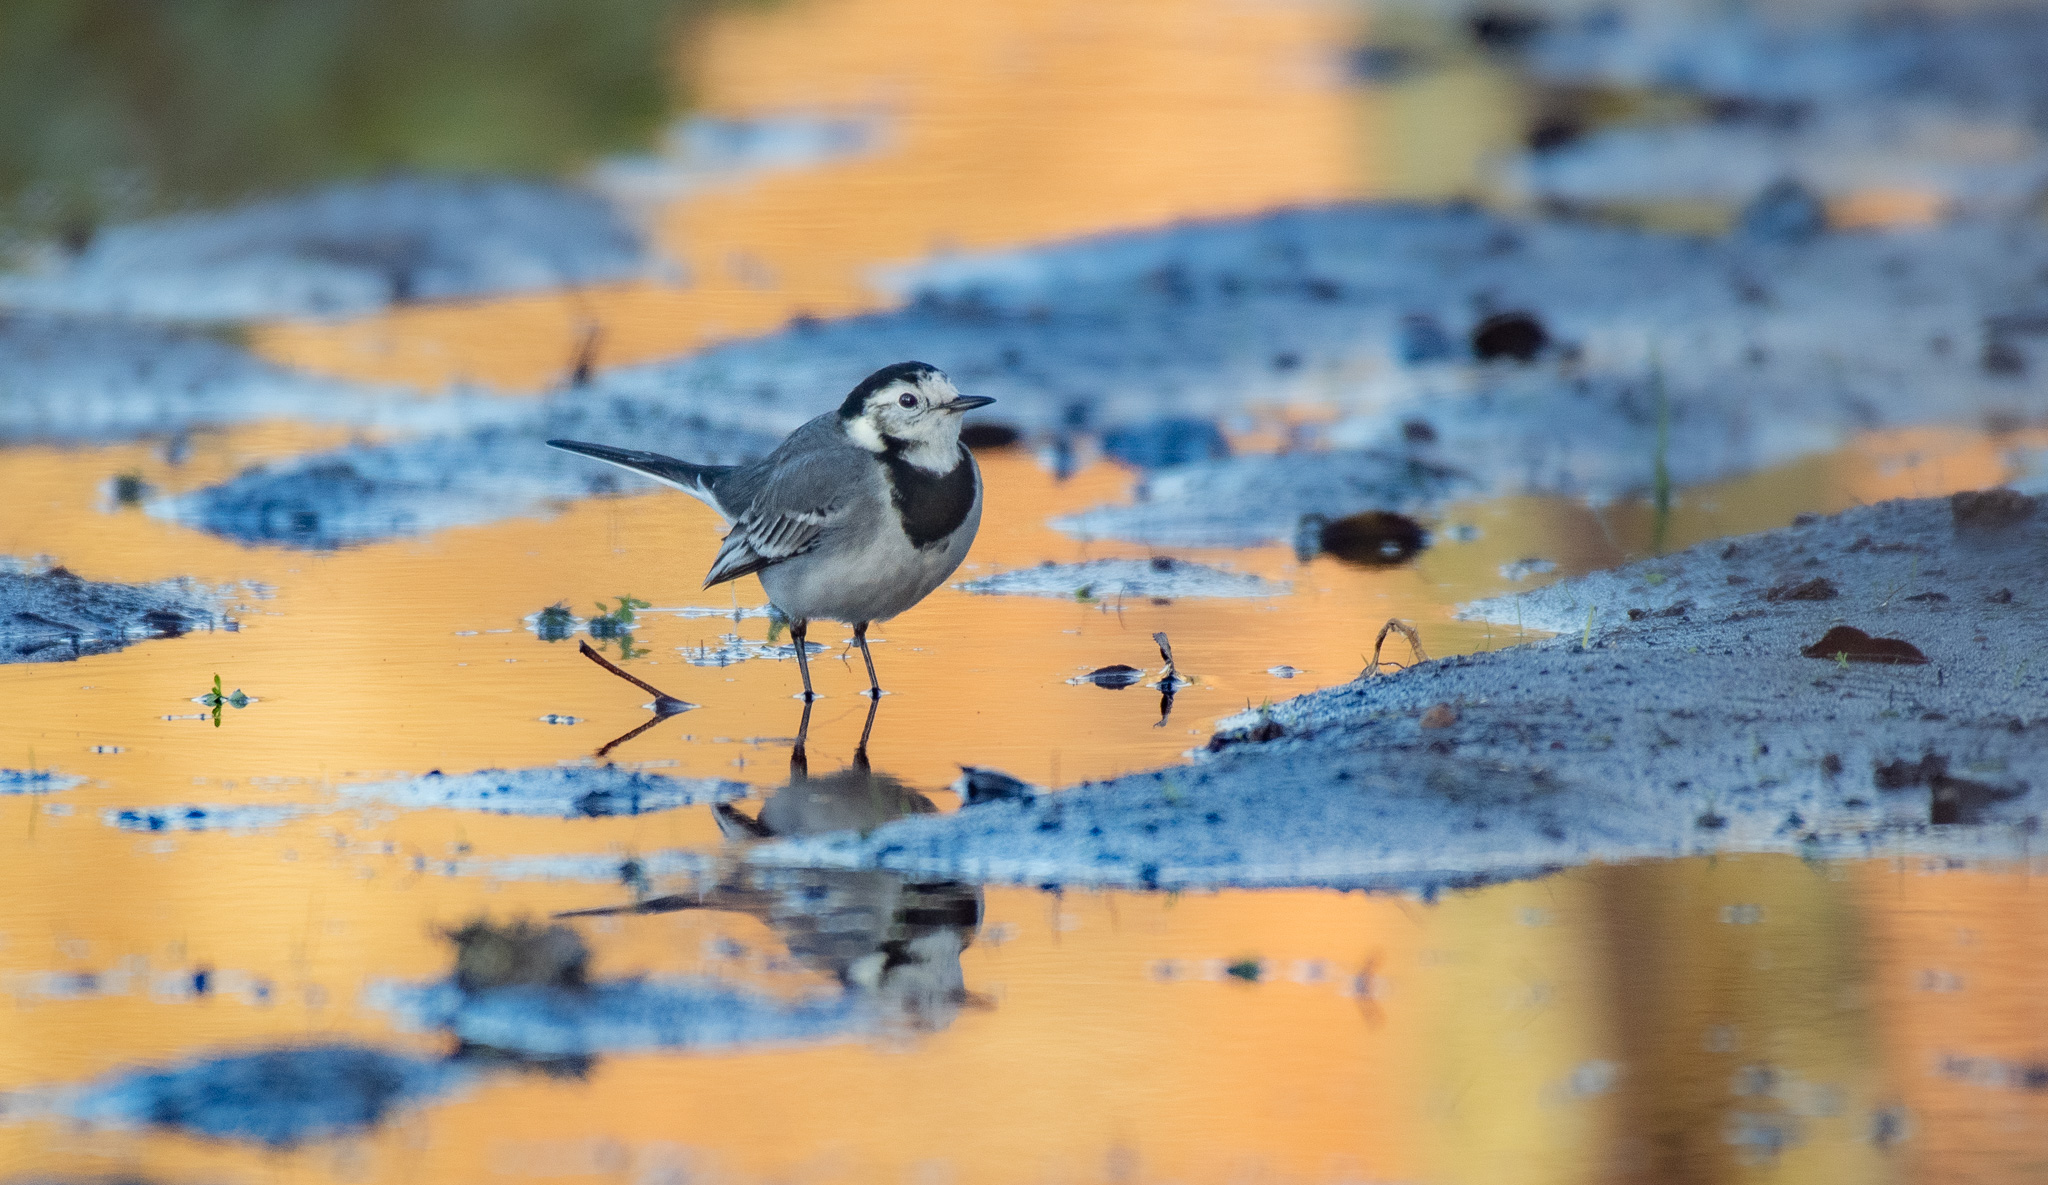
[758, 494, 981, 625]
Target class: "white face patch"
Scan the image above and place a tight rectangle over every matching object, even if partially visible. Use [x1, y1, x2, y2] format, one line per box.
[850, 372, 968, 470]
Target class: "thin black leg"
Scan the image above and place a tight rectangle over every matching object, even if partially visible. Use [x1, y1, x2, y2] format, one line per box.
[853, 620, 881, 697]
[791, 619, 815, 701]
[791, 696, 814, 778]
[853, 693, 880, 770]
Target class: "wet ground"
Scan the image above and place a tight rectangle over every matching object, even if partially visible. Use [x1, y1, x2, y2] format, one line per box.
[6, 0, 2048, 1182]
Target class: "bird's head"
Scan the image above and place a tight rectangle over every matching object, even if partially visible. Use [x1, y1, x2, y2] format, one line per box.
[839, 362, 994, 464]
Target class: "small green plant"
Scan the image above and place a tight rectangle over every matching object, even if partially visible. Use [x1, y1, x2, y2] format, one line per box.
[1073, 584, 1096, 603]
[588, 594, 652, 658]
[197, 674, 250, 728]
[592, 594, 650, 627]
[1834, 651, 1850, 670]
[1644, 571, 1667, 586]
[1581, 605, 1597, 650]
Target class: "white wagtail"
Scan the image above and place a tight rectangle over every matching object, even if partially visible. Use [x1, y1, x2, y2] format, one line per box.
[548, 362, 994, 700]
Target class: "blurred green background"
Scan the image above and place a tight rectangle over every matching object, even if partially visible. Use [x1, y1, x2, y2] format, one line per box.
[0, 0, 739, 245]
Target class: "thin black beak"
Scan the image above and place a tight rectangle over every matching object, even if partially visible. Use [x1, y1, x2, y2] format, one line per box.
[945, 395, 996, 413]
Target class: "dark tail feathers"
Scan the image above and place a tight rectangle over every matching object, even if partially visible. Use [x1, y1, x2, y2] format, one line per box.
[547, 439, 730, 507]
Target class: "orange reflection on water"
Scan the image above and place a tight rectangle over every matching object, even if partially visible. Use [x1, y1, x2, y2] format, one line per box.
[252, 0, 1366, 393]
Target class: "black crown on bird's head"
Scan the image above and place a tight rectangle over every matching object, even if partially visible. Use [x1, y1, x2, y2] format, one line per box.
[838, 361, 942, 419]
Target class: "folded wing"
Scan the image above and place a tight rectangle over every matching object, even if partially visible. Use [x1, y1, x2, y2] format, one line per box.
[703, 503, 839, 587]
[700, 436, 866, 588]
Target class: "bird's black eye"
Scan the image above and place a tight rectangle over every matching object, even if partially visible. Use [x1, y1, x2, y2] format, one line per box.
[897, 392, 918, 408]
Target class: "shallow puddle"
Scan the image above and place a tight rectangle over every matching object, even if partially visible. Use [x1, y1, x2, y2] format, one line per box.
[6, 0, 2048, 1180]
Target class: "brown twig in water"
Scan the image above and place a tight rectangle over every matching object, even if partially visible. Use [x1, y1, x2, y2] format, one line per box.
[1368, 619, 1428, 677]
[577, 640, 690, 712]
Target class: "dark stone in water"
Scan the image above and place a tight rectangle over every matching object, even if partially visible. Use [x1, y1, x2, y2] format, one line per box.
[1471, 311, 1548, 362]
[1297, 511, 1427, 566]
[1101, 419, 1229, 470]
[959, 422, 1022, 449]
[958, 766, 1037, 807]
[1801, 625, 1928, 665]
[1469, 8, 1544, 49]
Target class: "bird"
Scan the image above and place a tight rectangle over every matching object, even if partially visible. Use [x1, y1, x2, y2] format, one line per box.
[547, 361, 994, 701]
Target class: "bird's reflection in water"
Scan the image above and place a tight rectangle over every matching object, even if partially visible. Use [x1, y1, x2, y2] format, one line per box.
[566, 697, 987, 1032]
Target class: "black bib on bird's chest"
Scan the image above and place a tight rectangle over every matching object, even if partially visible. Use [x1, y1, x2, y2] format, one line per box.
[880, 438, 975, 549]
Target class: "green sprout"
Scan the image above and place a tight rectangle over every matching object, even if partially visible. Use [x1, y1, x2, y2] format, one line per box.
[588, 594, 652, 658]
[1581, 605, 1597, 651]
[197, 673, 249, 727]
[592, 594, 650, 627]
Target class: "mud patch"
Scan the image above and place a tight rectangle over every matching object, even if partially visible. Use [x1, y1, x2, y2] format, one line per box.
[102, 804, 310, 833]
[154, 407, 773, 548]
[0, 561, 234, 665]
[959, 558, 1286, 600]
[338, 766, 746, 819]
[16, 1044, 461, 1147]
[751, 495, 2044, 888]
[1500, 6, 2048, 220]
[0, 313, 404, 444]
[0, 176, 648, 321]
[1, 769, 85, 794]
